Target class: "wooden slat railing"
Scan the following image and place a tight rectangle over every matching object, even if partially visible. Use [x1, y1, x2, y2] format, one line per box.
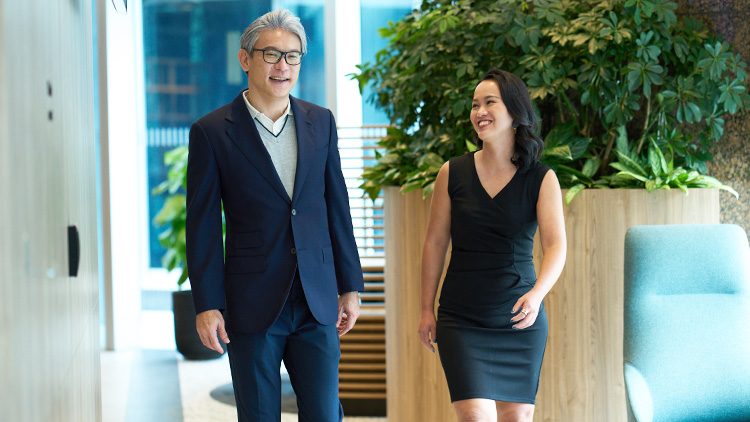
[339, 265, 387, 413]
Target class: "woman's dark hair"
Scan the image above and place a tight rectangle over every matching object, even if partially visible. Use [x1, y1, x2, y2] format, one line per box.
[473, 69, 543, 170]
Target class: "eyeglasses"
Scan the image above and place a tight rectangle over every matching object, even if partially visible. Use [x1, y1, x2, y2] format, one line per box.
[251, 48, 304, 65]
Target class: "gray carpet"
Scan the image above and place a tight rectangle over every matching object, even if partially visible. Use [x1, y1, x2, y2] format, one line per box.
[209, 373, 298, 413]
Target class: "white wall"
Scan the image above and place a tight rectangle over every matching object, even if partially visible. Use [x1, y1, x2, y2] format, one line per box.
[0, 0, 101, 419]
[102, 0, 147, 349]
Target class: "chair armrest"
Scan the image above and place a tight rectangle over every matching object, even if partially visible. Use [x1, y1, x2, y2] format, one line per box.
[625, 362, 653, 422]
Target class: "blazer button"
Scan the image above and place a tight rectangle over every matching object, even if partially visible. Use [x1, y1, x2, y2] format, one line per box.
[291, 209, 297, 216]
[291, 248, 297, 255]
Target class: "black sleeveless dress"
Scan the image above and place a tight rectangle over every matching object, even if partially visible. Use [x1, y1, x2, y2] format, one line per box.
[436, 151, 551, 404]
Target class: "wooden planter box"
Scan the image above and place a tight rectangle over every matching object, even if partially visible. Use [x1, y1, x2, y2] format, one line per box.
[384, 187, 719, 422]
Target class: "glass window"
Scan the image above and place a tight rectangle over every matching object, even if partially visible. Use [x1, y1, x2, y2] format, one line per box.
[352, 0, 414, 259]
[360, 0, 414, 125]
[142, 0, 413, 268]
[275, 0, 327, 106]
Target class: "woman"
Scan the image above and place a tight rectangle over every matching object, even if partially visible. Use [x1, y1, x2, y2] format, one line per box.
[418, 69, 567, 422]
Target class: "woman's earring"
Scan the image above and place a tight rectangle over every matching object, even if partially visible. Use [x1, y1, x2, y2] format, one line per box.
[512, 123, 519, 134]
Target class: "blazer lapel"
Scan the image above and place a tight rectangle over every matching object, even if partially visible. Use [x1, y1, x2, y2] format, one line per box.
[290, 96, 315, 203]
[225, 93, 291, 203]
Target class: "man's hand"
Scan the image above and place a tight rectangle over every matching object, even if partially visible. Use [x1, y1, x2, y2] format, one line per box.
[336, 291, 361, 336]
[196, 309, 230, 353]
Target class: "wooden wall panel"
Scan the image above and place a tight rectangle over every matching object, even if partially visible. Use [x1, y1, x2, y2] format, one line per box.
[385, 187, 719, 422]
[384, 188, 454, 421]
[0, 0, 9, 413]
[0, 0, 100, 420]
[534, 188, 719, 422]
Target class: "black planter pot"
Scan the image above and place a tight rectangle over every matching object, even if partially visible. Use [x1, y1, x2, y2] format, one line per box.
[172, 290, 227, 360]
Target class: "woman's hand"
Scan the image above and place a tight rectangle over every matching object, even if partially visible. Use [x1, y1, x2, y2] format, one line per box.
[418, 310, 438, 353]
[510, 290, 544, 329]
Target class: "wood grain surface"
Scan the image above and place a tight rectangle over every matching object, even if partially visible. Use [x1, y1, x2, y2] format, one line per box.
[385, 187, 720, 422]
[384, 188, 455, 421]
[0, 0, 100, 419]
[533, 188, 720, 422]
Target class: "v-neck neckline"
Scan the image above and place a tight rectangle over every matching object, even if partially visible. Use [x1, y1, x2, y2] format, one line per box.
[254, 114, 290, 139]
[472, 151, 519, 201]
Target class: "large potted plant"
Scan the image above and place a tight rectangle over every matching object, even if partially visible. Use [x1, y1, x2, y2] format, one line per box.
[355, 0, 745, 201]
[353, 1, 748, 421]
[152, 145, 227, 360]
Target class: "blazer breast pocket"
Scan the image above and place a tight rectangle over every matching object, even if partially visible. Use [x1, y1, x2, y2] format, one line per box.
[225, 255, 265, 274]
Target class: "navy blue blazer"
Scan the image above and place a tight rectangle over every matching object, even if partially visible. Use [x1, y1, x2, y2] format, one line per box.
[185, 92, 364, 333]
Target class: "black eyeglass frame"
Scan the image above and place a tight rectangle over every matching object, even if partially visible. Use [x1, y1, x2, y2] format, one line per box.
[250, 48, 304, 65]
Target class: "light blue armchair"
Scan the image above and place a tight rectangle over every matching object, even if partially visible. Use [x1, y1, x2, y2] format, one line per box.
[624, 224, 750, 422]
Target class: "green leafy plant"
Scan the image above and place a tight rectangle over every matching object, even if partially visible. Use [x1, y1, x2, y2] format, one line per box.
[152, 146, 190, 286]
[607, 125, 738, 196]
[360, 127, 446, 199]
[152, 145, 228, 288]
[353, 0, 748, 203]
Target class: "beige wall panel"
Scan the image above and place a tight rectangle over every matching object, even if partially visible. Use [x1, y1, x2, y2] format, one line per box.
[534, 189, 719, 422]
[384, 188, 454, 421]
[0, 0, 100, 420]
[385, 187, 719, 422]
[0, 0, 9, 411]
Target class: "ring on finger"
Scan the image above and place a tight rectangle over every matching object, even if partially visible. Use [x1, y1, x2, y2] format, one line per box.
[521, 308, 529, 316]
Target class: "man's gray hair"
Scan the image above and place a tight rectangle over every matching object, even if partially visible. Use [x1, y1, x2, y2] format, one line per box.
[240, 9, 308, 55]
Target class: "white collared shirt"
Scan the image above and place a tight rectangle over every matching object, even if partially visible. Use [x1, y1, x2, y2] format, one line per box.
[242, 91, 293, 136]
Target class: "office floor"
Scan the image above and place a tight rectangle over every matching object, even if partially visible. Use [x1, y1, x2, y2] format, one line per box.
[100, 310, 386, 422]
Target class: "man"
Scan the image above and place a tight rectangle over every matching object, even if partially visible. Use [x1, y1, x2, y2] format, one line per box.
[185, 9, 364, 422]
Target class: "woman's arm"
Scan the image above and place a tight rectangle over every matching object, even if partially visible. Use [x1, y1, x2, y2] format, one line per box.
[418, 162, 452, 352]
[511, 169, 567, 329]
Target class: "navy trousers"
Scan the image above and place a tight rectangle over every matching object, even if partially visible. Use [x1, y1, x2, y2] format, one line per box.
[226, 273, 344, 422]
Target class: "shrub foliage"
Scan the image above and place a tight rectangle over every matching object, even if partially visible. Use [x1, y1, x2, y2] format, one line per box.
[354, 0, 747, 202]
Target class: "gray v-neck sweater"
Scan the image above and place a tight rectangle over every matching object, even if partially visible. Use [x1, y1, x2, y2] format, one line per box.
[253, 115, 298, 200]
